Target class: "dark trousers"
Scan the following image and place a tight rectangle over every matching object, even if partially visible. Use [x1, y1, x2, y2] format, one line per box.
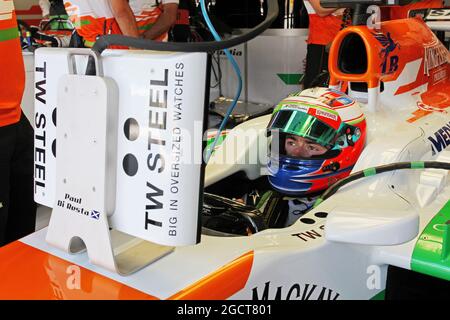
[0, 113, 36, 246]
[303, 43, 329, 89]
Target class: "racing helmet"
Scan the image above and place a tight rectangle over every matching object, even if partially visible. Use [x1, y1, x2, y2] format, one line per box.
[267, 87, 366, 196]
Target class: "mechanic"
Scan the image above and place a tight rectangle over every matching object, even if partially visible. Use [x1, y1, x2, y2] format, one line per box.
[39, 0, 51, 18]
[64, 0, 178, 47]
[302, 0, 350, 89]
[0, 0, 37, 246]
[230, 88, 366, 229]
[39, 0, 67, 19]
[38, 0, 72, 34]
[133, 0, 179, 41]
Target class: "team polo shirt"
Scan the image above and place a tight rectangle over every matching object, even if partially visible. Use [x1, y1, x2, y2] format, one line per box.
[304, 0, 344, 46]
[130, 0, 179, 42]
[64, 0, 179, 46]
[0, 0, 24, 127]
[64, 0, 120, 46]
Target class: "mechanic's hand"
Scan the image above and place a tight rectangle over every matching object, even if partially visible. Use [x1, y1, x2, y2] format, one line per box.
[333, 8, 347, 16]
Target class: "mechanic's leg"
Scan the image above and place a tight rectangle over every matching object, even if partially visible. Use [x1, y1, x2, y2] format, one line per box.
[0, 122, 15, 246]
[5, 113, 36, 244]
[303, 43, 327, 89]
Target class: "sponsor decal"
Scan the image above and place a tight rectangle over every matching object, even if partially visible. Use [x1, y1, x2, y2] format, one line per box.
[121, 63, 186, 237]
[432, 67, 447, 84]
[56, 193, 100, 220]
[426, 8, 450, 21]
[120, 68, 168, 230]
[372, 32, 400, 74]
[144, 68, 168, 231]
[316, 109, 338, 121]
[335, 96, 353, 105]
[291, 225, 325, 242]
[35, 62, 48, 194]
[252, 281, 340, 300]
[281, 104, 309, 113]
[424, 40, 449, 76]
[218, 48, 242, 57]
[34, 56, 58, 206]
[428, 121, 450, 155]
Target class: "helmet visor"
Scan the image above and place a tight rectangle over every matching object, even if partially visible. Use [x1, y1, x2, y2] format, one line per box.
[268, 109, 338, 147]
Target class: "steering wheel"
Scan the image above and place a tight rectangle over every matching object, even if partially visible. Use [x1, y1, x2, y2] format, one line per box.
[17, 19, 32, 34]
[16, 19, 37, 51]
[202, 193, 267, 236]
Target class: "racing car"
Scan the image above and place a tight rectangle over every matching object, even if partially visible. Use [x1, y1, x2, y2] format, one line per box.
[0, 0, 449, 300]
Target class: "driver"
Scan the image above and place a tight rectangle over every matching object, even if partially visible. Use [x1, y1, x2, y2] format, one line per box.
[39, 0, 67, 19]
[257, 88, 367, 227]
[204, 88, 366, 233]
[284, 134, 330, 158]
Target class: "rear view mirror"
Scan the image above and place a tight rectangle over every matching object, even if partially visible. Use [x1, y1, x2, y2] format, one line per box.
[325, 206, 419, 246]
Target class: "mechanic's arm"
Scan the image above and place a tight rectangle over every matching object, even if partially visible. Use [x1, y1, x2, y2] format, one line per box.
[143, 3, 178, 40]
[309, 0, 343, 17]
[109, 0, 140, 38]
[39, 0, 51, 18]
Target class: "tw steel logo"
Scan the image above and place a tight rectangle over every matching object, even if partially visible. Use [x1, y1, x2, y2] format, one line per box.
[428, 121, 450, 155]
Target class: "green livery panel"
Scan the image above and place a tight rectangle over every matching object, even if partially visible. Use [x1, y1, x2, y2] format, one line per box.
[411, 200, 450, 281]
